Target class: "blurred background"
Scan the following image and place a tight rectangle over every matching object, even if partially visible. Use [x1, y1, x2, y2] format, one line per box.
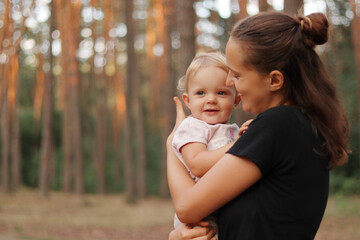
[0, 0, 359, 200]
[0, 0, 360, 239]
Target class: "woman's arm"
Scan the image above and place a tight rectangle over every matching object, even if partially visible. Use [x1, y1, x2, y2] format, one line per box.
[167, 97, 262, 224]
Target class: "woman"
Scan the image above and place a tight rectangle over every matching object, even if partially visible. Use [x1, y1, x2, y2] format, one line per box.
[167, 11, 349, 240]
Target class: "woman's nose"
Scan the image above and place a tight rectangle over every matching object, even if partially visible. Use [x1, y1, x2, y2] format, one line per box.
[226, 72, 235, 87]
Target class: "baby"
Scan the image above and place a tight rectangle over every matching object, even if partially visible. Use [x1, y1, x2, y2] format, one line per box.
[172, 52, 250, 231]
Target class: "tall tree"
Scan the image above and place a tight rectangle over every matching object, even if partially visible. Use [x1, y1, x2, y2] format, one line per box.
[258, 0, 271, 12]
[90, 0, 108, 195]
[54, 0, 84, 194]
[124, 0, 137, 202]
[0, 0, 25, 193]
[39, 1, 55, 197]
[158, 0, 176, 198]
[238, 0, 248, 20]
[1, 88, 10, 193]
[111, 0, 125, 185]
[0, 0, 11, 193]
[10, 55, 21, 190]
[350, 0, 360, 164]
[283, 0, 303, 15]
[177, 0, 196, 76]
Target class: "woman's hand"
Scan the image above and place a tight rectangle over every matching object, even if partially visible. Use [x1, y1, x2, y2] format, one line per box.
[167, 96, 186, 148]
[169, 221, 217, 240]
[238, 119, 254, 137]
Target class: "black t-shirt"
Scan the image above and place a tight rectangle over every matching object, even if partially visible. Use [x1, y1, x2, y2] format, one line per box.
[219, 106, 329, 240]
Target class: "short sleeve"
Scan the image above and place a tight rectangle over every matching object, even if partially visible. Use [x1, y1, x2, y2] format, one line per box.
[172, 117, 210, 152]
[227, 108, 282, 176]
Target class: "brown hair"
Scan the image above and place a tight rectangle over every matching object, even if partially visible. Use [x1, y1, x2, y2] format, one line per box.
[230, 12, 349, 168]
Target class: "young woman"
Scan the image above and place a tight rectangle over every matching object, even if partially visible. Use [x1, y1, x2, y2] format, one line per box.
[168, 12, 349, 240]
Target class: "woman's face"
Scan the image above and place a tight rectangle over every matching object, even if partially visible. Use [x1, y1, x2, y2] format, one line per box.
[225, 38, 275, 114]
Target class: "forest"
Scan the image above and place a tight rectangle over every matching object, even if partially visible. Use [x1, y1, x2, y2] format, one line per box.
[0, 0, 359, 203]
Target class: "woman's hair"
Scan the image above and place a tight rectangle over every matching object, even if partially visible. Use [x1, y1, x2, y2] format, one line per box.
[230, 12, 349, 168]
[177, 52, 228, 93]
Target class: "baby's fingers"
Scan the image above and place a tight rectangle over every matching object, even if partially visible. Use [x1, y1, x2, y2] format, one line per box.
[238, 119, 254, 136]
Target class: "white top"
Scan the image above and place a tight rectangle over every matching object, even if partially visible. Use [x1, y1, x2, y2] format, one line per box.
[172, 116, 239, 182]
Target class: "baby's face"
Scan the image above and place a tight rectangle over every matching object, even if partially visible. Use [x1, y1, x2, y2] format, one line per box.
[183, 67, 240, 125]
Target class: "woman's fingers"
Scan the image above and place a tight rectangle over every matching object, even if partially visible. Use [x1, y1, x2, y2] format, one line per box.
[167, 97, 186, 147]
[174, 96, 186, 127]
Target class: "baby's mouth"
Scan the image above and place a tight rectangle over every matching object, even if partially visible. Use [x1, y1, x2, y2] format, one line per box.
[204, 109, 219, 112]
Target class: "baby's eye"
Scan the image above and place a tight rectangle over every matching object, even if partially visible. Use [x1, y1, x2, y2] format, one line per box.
[196, 91, 205, 95]
[218, 91, 227, 95]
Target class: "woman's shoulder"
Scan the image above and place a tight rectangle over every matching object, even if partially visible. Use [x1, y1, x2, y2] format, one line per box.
[258, 105, 304, 121]
[254, 105, 309, 131]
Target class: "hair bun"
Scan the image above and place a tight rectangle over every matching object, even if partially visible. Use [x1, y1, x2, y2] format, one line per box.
[295, 13, 329, 48]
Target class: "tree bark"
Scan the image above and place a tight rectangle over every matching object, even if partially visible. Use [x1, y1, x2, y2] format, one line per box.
[350, 0, 360, 167]
[54, 0, 83, 194]
[177, 0, 196, 76]
[158, 0, 176, 198]
[238, 0, 248, 20]
[1, 90, 10, 193]
[10, 55, 21, 191]
[258, 0, 271, 12]
[124, 0, 137, 202]
[283, 0, 304, 15]
[39, 1, 55, 197]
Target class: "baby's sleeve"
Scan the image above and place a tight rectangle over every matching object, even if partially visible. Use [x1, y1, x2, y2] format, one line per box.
[172, 117, 209, 152]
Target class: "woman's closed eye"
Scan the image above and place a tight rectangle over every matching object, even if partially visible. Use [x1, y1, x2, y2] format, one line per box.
[233, 75, 240, 81]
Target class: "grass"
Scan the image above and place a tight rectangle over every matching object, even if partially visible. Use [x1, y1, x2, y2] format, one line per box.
[0, 188, 359, 240]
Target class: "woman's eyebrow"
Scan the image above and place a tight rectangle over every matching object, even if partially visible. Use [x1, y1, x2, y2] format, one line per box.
[227, 66, 240, 75]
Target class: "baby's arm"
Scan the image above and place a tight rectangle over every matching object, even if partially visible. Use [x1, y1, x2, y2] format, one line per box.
[181, 142, 233, 178]
[181, 119, 253, 178]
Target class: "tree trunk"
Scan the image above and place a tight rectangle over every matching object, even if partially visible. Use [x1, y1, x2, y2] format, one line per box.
[177, 0, 196, 76]
[283, 0, 303, 15]
[39, 1, 55, 197]
[1, 89, 10, 193]
[158, 0, 176, 198]
[10, 55, 21, 190]
[258, 0, 271, 12]
[350, 0, 360, 167]
[238, 0, 248, 20]
[124, 0, 137, 202]
[54, 0, 83, 194]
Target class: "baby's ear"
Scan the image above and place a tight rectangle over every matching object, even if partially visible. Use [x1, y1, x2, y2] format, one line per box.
[234, 93, 241, 106]
[182, 93, 190, 108]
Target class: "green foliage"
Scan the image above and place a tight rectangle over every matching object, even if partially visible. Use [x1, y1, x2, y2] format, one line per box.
[145, 125, 163, 195]
[20, 109, 40, 188]
[330, 171, 360, 195]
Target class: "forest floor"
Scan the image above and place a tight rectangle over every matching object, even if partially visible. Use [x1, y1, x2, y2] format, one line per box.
[0, 189, 360, 240]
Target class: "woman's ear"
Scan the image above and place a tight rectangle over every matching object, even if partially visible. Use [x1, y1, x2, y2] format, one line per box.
[268, 70, 284, 92]
[182, 93, 190, 108]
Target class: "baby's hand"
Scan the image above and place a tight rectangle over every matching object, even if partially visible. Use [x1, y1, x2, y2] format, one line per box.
[238, 119, 253, 137]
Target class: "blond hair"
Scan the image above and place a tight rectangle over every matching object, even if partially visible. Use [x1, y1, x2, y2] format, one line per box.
[177, 52, 228, 93]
